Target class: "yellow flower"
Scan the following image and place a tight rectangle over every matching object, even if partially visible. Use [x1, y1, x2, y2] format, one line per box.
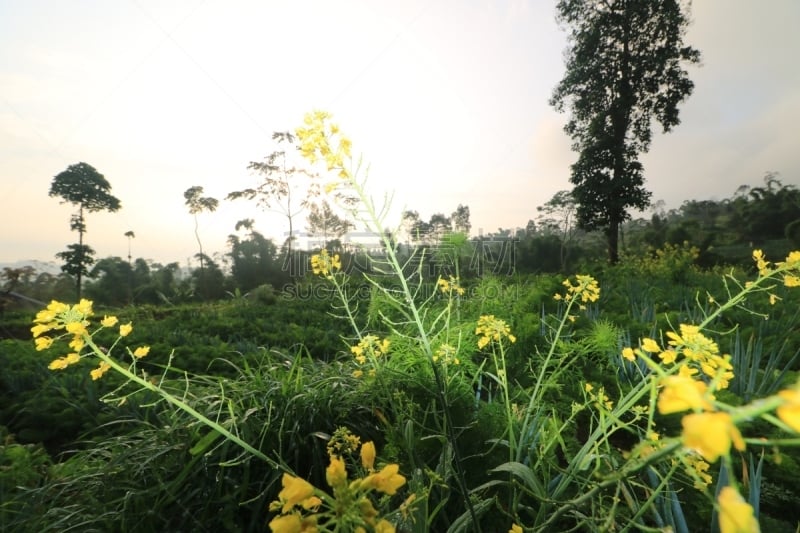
[374, 520, 396, 533]
[326, 455, 347, 489]
[132, 346, 150, 359]
[310, 249, 341, 277]
[437, 276, 465, 296]
[560, 274, 600, 302]
[783, 274, 800, 287]
[717, 485, 760, 533]
[475, 315, 516, 349]
[666, 324, 719, 359]
[35, 336, 54, 351]
[681, 412, 745, 462]
[358, 499, 379, 525]
[65, 321, 88, 336]
[268, 513, 302, 533]
[641, 338, 661, 353]
[119, 323, 133, 337]
[361, 441, 376, 471]
[48, 353, 81, 371]
[48, 357, 69, 370]
[90, 361, 111, 381]
[276, 473, 316, 514]
[752, 249, 770, 276]
[399, 493, 417, 519]
[776, 388, 800, 432]
[74, 299, 93, 316]
[659, 349, 678, 364]
[301, 496, 321, 511]
[31, 323, 53, 338]
[658, 376, 714, 414]
[352, 369, 364, 378]
[43, 300, 69, 318]
[350, 335, 390, 367]
[621, 347, 636, 362]
[296, 111, 353, 177]
[69, 336, 84, 352]
[434, 343, 459, 365]
[101, 315, 119, 327]
[510, 525, 523, 533]
[782, 250, 800, 269]
[362, 463, 405, 495]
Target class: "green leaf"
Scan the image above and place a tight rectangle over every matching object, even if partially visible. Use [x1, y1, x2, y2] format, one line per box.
[491, 461, 545, 497]
[189, 430, 222, 456]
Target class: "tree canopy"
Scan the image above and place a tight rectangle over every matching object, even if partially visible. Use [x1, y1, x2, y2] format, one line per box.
[49, 162, 121, 213]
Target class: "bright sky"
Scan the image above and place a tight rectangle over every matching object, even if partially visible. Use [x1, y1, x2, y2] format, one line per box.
[2, 0, 799, 266]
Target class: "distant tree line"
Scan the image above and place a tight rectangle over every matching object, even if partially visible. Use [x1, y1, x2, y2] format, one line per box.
[6, 172, 798, 310]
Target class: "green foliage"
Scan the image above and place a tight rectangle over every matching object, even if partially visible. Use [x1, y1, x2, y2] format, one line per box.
[12, 112, 800, 533]
[48, 162, 121, 213]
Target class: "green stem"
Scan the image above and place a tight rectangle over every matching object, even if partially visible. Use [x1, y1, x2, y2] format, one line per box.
[85, 336, 275, 466]
[329, 274, 362, 342]
[493, 343, 515, 463]
[516, 296, 576, 464]
[345, 175, 481, 532]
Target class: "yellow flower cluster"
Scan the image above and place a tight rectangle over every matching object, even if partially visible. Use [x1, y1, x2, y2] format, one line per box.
[268, 434, 406, 533]
[752, 249, 770, 277]
[475, 315, 516, 350]
[350, 335, 390, 378]
[667, 325, 734, 387]
[32, 299, 147, 380]
[683, 453, 712, 490]
[433, 343, 460, 365]
[437, 276, 465, 296]
[295, 110, 353, 183]
[311, 249, 342, 278]
[326, 427, 362, 459]
[554, 274, 600, 304]
[32, 300, 91, 364]
[754, 249, 800, 288]
[627, 325, 734, 389]
[584, 382, 613, 411]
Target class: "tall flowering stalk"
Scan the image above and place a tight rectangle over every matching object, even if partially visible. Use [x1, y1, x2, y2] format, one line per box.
[32, 299, 275, 466]
[296, 110, 481, 530]
[475, 314, 517, 462]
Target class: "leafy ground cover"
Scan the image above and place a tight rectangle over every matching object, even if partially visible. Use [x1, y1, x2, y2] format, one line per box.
[3, 113, 800, 532]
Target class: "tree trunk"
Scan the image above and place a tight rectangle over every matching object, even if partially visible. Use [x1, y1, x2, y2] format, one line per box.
[77, 207, 84, 300]
[607, 220, 620, 264]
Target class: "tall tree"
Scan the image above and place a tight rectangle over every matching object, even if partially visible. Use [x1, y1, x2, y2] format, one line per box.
[537, 190, 578, 270]
[124, 230, 135, 264]
[49, 162, 121, 298]
[183, 186, 219, 276]
[228, 132, 319, 269]
[227, 219, 283, 291]
[451, 204, 472, 234]
[550, 0, 700, 263]
[306, 199, 353, 249]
